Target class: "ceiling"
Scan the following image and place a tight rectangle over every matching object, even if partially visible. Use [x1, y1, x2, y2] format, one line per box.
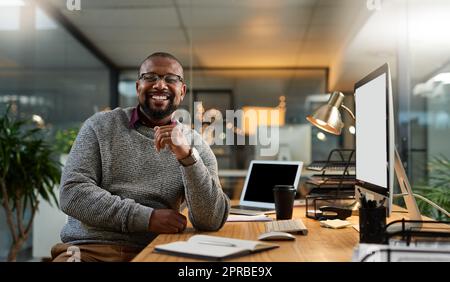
[4, 0, 450, 92]
[47, 0, 364, 67]
[40, 0, 371, 90]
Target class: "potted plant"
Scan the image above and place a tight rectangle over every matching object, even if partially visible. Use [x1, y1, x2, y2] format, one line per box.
[0, 106, 61, 261]
[54, 126, 79, 165]
[31, 126, 80, 259]
[414, 155, 450, 220]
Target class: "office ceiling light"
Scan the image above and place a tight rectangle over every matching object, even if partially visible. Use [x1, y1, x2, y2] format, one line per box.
[32, 114, 45, 128]
[349, 125, 356, 135]
[316, 132, 327, 141]
[431, 72, 450, 84]
[0, 0, 25, 6]
[306, 91, 355, 135]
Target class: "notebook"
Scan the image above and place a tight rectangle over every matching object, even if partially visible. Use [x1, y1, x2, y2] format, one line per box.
[153, 235, 279, 260]
[230, 160, 303, 215]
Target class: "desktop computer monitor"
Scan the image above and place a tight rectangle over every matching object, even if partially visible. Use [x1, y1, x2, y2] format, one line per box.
[354, 63, 396, 216]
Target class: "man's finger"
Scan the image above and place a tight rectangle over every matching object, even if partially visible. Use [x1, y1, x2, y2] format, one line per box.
[162, 225, 179, 234]
[174, 214, 187, 227]
[156, 124, 176, 130]
[169, 212, 187, 230]
[155, 131, 171, 151]
[155, 129, 174, 150]
[159, 136, 172, 149]
[167, 218, 185, 232]
[156, 128, 174, 137]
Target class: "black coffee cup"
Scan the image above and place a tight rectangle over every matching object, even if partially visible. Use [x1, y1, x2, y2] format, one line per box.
[273, 185, 297, 220]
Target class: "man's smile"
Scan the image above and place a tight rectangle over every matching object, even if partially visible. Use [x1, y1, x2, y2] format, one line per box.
[146, 92, 173, 105]
[151, 95, 169, 101]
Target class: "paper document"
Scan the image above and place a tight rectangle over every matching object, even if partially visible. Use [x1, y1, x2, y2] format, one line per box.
[319, 219, 352, 229]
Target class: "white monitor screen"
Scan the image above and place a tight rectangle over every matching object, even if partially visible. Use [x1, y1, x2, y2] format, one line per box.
[355, 73, 387, 189]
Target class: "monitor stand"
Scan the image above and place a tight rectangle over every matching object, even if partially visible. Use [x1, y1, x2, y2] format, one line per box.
[389, 149, 423, 233]
[394, 149, 422, 221]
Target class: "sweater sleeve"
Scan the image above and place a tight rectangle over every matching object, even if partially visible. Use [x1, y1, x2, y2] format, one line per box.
[180, 132, 230, 231]
[59, 119, 152, 233]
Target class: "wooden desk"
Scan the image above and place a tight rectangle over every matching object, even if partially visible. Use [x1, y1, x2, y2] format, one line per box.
[133, 202, 425, 262]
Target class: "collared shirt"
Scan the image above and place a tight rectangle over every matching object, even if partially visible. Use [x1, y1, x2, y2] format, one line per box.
[128, 105, 155, 129]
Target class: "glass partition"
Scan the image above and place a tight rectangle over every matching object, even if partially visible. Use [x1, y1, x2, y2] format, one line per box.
[120, 67, 331, 169]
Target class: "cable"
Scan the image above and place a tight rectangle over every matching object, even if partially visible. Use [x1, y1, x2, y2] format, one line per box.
[413, 193, 450, 218]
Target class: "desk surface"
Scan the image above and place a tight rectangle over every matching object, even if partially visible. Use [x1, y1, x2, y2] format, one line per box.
[133, 202, 423, 262]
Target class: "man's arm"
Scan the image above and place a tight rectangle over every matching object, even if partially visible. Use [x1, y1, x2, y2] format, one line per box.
[179, 138, 230, 231]
[59, 119, 152, 233]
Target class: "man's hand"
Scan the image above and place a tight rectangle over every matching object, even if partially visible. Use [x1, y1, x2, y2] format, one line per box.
[148, 209, 187, 234]
[154, 124, 190, 160]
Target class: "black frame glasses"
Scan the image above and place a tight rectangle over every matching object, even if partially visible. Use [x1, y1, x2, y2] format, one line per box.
[138, 72, 184, 84]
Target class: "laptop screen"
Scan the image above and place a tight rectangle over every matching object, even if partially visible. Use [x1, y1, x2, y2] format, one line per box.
[243, 163, 301, 203]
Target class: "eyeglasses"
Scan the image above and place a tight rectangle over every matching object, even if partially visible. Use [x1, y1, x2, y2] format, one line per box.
[138, 72, 184, 85]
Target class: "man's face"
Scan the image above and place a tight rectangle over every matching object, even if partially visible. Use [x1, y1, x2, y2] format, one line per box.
[136, 57, 186, 121]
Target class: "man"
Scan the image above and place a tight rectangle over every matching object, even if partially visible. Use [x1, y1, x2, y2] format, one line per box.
[51, 52, 230, 262]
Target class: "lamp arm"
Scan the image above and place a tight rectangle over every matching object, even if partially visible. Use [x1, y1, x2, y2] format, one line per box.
[341, 105, 355, 121]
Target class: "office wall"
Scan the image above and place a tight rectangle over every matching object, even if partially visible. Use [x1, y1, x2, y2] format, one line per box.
[0, 4, 110, 260]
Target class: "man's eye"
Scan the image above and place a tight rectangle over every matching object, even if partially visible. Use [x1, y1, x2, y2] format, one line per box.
[144, 76, 158, 81]
[165, 77, 178, 83]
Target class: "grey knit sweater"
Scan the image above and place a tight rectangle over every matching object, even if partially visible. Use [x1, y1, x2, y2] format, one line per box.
[59, 107, 230, 248]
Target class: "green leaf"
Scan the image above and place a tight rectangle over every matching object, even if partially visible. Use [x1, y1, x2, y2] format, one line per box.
[0, 105, 61, 213]
[413, 155, 450, 220]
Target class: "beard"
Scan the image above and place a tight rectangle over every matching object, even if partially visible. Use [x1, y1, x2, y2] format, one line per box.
[140, 92, 177, 121]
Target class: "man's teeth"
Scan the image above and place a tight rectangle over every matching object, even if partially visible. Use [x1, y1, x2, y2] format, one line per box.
[151, 95, 168, 101]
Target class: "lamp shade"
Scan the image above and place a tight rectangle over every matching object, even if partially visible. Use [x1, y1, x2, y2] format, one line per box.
[306, 91, 345, 135]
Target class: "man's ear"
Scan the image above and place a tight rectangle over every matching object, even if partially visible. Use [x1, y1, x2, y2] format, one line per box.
[180, 83, 187, 101]
[136, 80, 140, 97]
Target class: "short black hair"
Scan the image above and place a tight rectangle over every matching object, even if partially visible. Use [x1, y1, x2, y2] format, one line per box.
[138, 52, 183, 78]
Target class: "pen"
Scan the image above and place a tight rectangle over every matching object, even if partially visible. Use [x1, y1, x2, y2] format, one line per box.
[198, 241, 236, 247]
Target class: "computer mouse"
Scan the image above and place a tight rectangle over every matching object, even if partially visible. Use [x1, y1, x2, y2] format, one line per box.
[257, 231, 296, 241]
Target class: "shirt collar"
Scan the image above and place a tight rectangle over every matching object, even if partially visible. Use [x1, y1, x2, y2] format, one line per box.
[128, 105, 141, 129]
[129, 105, 178, 129]
[129, 105, 155, 129]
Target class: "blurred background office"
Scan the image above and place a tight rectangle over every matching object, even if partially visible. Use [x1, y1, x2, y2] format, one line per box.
[0, 0, 449, 261]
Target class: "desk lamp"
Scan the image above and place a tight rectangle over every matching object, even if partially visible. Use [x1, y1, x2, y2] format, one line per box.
[306, 91, 357, 218]
[306, 91, 355, 134]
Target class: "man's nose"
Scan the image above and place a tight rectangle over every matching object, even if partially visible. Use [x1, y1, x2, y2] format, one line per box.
[152, 78, 168, 90]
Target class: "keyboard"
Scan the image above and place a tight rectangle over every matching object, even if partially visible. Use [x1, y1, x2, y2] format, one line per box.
[306, 175, 356, 186]
[265, 219, 308, 235]
[307, 161, 355, 173]
[230, 205, 275, 216]
[231, 205, 274, 211]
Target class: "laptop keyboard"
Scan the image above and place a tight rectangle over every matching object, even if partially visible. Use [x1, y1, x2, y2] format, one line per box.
[265, 219, 308, 235]
[231, 205, 274, 211]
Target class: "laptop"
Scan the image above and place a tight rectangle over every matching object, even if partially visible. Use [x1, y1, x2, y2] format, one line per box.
[230, 161, 303, 216]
